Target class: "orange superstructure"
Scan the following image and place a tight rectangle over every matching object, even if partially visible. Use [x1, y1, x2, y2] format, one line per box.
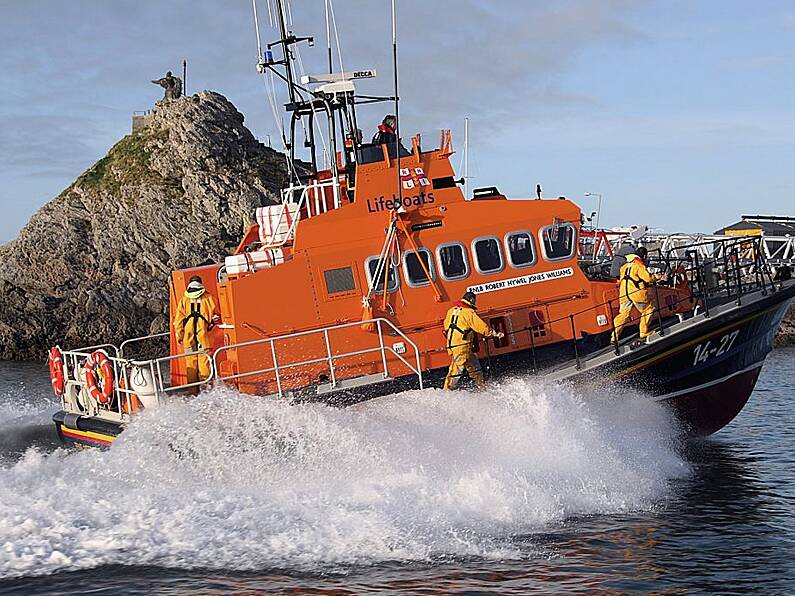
[151, 6, 697, 399]
[166, 129, 691, 397]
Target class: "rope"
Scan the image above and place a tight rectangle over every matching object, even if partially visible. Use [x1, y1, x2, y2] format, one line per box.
[395, 216, 443, 302]
[365, 214, 398, 299]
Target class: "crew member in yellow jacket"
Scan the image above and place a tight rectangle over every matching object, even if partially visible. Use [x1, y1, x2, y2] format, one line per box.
[173, 275, 219, 385]
[610, 246, 656, 343]
[443, 291, 503, 390]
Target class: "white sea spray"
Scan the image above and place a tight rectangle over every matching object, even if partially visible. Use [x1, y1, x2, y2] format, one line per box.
[0, 378, 688, 578]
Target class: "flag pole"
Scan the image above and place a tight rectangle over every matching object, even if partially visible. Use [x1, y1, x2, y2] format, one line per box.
[464, 116, 469, 199]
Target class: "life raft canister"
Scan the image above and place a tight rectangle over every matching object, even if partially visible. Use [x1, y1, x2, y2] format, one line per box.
[48, 346, 65, 397]
[84, 350, 114, 405]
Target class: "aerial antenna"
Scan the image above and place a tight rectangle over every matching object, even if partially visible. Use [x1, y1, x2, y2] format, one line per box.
[252, 0, 264, 62]
[285, 0, 294, 26]
[391, 0, 402, 208]
[265, 0, 274, 27]
[324, 0, 333, 74]
[327, 0, 345, 73]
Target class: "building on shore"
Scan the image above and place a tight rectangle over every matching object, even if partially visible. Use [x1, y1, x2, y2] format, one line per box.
[715, 215, 795, 237]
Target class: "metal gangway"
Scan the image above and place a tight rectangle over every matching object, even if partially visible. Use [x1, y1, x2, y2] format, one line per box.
[582, 229, 795, 266]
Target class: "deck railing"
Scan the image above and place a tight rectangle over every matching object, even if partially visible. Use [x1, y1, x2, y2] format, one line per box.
[58, 342, 214, 420]
[261, 179, 340, 249]
[59, 346, 141, 420]
[483, 235, 777, 376]
[211, 317, 423, 397]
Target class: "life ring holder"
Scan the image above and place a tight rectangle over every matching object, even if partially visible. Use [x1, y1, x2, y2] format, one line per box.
[48, 346, 66, 397]
[84, 350, 115, 406]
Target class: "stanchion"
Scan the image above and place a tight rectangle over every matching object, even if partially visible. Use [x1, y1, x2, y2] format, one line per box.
[652, 282, 665, 337]
[733, 248, 743, 306]
[608, 299, 620, 355]
[693, 252, 710, 317]
[569, 314, 580, 370]
[484, 337, 492, 380]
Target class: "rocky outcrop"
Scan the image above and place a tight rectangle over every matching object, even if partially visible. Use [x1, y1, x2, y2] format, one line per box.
[0, 92, 297, 359]
[774, 302, 795, 347]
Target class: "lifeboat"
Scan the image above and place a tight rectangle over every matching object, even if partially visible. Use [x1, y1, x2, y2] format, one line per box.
[49, 2, 795, 448]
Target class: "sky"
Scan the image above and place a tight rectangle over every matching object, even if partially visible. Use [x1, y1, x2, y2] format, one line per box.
[1, 0, 794, 242]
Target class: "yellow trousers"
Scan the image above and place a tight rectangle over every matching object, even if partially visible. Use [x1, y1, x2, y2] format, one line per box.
[184, 349, 212, 386]
[443, 346, 484, 390]
[611, 300, 655, 342]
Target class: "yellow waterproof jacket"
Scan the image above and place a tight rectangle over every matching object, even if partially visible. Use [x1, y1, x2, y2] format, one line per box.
[619, 255, 654, 304]
[444, 301, 495, 351]
[173, 289, 218, 351]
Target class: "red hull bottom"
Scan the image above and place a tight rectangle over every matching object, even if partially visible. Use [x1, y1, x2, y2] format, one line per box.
[660, 365, 762, 436]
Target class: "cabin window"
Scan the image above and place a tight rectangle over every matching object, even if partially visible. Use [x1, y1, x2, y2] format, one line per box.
[403, 248, 435, 287]
[437, 242, 469, 281]
[323, 267, 356, 295]
[540, 223, 576, 261]
[505, 231, 536, 268]
[365, 256, 399, 293]
[472, 236, 504, 274]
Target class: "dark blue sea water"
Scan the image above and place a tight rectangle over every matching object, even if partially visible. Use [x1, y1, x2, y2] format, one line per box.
[0, 348, 793, 594]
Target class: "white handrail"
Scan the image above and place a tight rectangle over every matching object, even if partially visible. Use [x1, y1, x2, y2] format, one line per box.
[212, 317, 423, 396]
[264, 179, 339, 249]
[65, 342, 120, 358]
[58, 345, 214, 421]
[150, 350, 214, 393]
[119, 332, 170, 358]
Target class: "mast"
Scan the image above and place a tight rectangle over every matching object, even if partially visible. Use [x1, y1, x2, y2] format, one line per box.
[252, 1, 398, 202]
[325, 0, 333, 74]
[275, 0, 298, 106]
[392, 0, 402, 209]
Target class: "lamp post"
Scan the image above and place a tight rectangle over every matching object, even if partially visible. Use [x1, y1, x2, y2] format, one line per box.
[584, 192, 603, 230]
[584, 192, 603, 262]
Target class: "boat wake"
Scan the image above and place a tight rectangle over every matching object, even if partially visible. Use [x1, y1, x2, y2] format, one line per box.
[0, 379, 688, 579]
[0, 383, 60, 466]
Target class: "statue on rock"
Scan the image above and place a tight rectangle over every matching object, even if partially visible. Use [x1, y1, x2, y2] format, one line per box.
[151, 71, 183, 101]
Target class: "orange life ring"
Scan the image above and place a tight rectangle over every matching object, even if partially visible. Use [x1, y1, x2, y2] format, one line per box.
[84, 350, 114, 405]
[672, 264, 688, 289]
[48, 346, 65, 397]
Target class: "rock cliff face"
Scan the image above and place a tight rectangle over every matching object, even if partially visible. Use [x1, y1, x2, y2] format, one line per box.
[0, 91, 294, 359]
